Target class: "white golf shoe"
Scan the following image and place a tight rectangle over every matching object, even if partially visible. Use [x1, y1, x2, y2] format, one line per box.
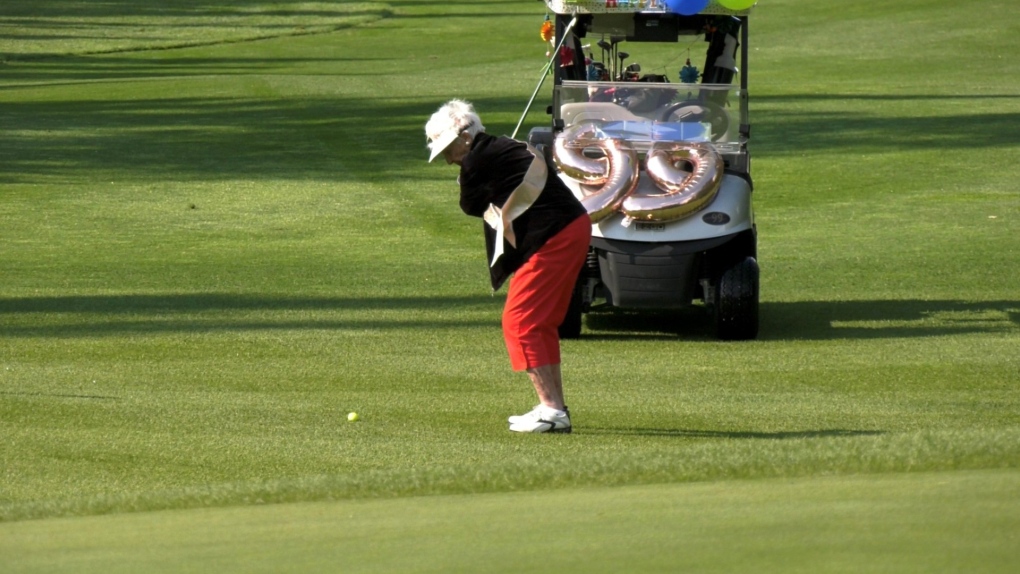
[508, 405, 572, 434]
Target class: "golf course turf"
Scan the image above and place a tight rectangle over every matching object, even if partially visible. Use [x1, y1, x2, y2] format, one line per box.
[1, 1, 1018, 571]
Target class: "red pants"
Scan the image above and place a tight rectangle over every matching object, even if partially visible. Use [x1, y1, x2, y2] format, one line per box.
[502, 215, 592, 371]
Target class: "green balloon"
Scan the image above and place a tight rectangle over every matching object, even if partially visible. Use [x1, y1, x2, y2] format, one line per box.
[718, 0, 757, 10]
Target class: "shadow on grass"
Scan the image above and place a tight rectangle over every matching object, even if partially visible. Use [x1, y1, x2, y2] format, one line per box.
[581, 428, 886, 439]
[0, 0, 396, 60]
[581, 299, 1020, 341]
[0, 390, 120, 401]
[0, 293, 495, 314]
[0, 293, 502, 337]
[0, 295, 1017, 340]
[759, 299, 1020, 341]
[3, 91, 1020, 186]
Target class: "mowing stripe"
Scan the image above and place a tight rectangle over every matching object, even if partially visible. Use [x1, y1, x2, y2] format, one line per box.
[2, 469, 1017, 574]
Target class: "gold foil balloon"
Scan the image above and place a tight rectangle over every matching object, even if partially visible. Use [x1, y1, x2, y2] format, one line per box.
[552, 123, 609, 185]
[553, 126, 723, 223]
[621, 141, 723, 222]
[552, 124, 639, 223]
[579, 137, 639, 223]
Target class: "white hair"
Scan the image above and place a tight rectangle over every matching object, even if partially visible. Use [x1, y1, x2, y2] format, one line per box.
[425, 99, 485, 144]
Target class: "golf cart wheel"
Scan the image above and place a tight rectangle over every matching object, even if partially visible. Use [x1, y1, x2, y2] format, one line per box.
[558, 276, 585, 340]
[713, 256, 759, 341]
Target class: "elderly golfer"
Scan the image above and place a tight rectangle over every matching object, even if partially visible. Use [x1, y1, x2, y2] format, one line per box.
[425, 99, 591, 433]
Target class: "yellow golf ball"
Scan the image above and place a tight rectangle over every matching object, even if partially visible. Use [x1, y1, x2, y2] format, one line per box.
[347, 412, 360, 422]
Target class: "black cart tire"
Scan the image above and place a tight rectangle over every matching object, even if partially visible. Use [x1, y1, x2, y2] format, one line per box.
[714, 256, 759, 341]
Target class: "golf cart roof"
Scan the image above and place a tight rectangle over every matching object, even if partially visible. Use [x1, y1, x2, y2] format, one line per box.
[543, 0, 755, 16]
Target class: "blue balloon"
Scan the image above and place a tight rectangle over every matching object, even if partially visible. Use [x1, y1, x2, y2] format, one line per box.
[666, 0, 710, 16]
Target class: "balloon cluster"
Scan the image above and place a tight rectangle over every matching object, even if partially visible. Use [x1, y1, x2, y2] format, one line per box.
[664, 0, 708, 15]
[664, 0, 756, 13]
[717, 0, 756, 9]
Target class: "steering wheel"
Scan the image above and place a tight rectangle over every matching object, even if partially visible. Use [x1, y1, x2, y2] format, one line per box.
[657, 99, 731, 141]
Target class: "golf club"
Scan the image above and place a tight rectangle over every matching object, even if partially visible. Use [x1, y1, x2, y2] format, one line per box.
[610, 35, 624, 80]
[597, 38, 611, 78]
[511, 15, 579, 139]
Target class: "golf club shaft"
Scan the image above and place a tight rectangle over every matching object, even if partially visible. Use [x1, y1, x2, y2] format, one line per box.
[511, 16, 578, 140]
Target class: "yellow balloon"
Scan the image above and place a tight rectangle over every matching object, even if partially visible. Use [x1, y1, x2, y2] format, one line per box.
[718, 0, 757, 10]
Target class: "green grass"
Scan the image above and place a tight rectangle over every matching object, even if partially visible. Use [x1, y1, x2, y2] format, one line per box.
[2, 470, 1018, 573]
[1, 0, 1019, 571]
[0, 1, 393, 56]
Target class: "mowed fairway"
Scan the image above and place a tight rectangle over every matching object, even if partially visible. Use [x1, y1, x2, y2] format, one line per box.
[3, 471, 1018, 573]
[1, 0, 1019, 572]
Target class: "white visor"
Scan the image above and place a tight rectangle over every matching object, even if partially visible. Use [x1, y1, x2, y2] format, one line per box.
[427, 128, 460, 163]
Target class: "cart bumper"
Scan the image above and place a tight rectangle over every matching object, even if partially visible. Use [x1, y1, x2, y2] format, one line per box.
[591, 231, 747, 309]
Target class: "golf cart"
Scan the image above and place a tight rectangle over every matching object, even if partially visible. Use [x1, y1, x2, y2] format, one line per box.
[526, 0, 759, 340]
